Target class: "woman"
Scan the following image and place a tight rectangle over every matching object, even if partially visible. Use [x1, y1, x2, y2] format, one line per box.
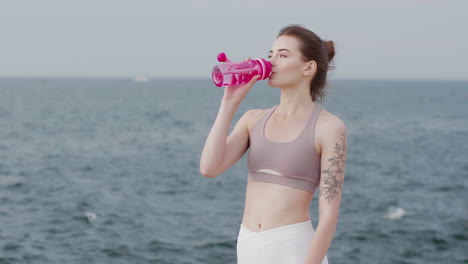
[199, 25, 347, 264]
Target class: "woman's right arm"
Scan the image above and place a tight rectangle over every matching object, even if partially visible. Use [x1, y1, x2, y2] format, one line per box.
[199, 73, 260, 178]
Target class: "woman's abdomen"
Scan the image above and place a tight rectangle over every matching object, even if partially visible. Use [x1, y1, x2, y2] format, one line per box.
[241, 181, 314, 232]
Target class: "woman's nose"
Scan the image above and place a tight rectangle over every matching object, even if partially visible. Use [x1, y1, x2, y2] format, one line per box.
[269, 56, 276, 66]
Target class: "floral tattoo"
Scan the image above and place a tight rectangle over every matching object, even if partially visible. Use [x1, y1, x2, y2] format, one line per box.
[320, 131, 347, 203]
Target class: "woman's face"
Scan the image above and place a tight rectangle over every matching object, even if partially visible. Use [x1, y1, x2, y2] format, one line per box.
[267, 35, 309, 88]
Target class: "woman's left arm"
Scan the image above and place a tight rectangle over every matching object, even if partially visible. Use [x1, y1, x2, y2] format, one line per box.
[304, 118, 348, 264]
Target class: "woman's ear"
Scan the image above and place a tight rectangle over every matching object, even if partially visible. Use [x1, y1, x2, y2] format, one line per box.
[304, 60, 317, 77]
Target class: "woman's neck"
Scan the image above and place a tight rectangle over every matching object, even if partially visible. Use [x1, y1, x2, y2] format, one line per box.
[276, 85, 315, 117]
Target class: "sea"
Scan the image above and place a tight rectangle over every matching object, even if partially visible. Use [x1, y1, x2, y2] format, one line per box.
[0, 77, 467, 264]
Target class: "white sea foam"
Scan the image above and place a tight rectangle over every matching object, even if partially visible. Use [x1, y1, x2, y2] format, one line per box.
[85, 212, 97, 222]
[384, 207, 408, 220]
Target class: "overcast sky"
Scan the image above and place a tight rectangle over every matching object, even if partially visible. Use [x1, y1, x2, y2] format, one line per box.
[0, 0, 466, 80]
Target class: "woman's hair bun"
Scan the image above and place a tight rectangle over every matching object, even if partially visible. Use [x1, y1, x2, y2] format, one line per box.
[323, 40, 335, 63]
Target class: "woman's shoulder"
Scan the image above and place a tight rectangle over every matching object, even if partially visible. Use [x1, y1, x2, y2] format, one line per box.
[316, 108, 347, 143]
[317, 106, 340, 120]
[243, 106, 275, 133]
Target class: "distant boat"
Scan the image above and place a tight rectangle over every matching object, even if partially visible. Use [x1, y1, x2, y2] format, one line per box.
[133, 76, 151, 82]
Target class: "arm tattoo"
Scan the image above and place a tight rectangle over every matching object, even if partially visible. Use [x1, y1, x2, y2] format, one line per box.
[320, 132, 347, 203]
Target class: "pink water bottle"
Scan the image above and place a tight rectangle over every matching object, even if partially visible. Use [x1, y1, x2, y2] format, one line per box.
[212, 52, 272, 87]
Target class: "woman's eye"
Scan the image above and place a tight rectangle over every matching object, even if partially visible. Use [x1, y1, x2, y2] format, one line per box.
[267, 54, 286, 59]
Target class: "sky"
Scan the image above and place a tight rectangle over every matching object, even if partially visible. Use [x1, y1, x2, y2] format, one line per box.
[0, 0, 467, 80]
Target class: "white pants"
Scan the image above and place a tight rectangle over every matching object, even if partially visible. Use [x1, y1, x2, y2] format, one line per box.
[236, 220, 329, 264]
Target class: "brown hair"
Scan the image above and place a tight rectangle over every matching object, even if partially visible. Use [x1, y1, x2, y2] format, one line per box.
[277, 24, 336, 103]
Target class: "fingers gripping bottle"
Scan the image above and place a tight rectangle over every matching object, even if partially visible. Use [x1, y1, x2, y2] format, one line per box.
[212, 52, 272, 87]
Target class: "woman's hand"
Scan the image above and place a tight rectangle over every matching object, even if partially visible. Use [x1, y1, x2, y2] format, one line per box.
[222, 58, 261, 105]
